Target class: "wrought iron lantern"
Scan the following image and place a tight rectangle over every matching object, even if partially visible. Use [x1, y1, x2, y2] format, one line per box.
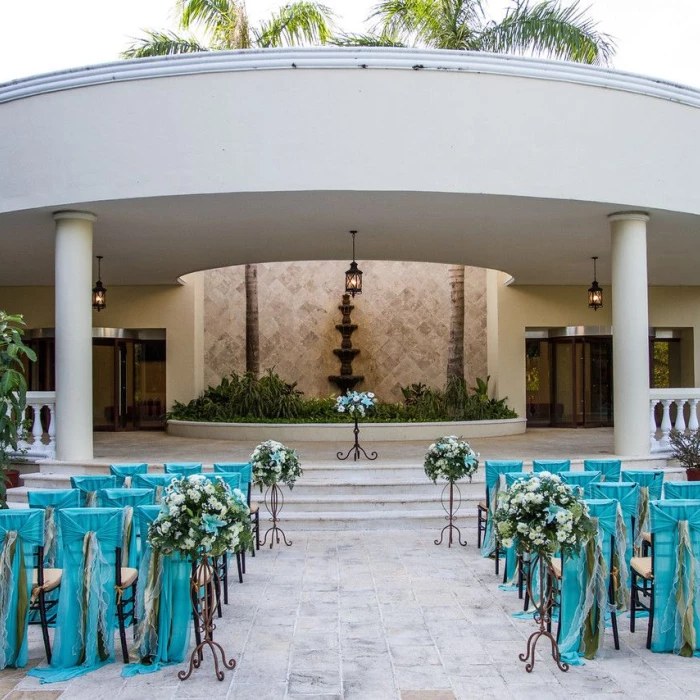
[344, 230, 363, 297]
[588, 256, 603, 311]
[92, 255, 107, 312]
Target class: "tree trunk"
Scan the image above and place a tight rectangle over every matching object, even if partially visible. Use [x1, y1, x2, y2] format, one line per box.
[447, 265, 465, 381]
[245, 263, 260, 377]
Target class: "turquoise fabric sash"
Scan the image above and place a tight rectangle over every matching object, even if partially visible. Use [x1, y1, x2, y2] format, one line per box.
[665, 482, 700, 500]
[28, 508, 123, 683]
[584, 460, 621, 483]
[164, 463, 202, 476]
[28, 489, 80, 568]
[648, 499, 700, 656]
[110, 464, 148, 489]
[70, 476, 122, 507]
[202, 473, 241, 491]
[561, 471, 602, 499]
[533, 460, 570, 474]
[480, 461, 523, 558]
[214, 463, 252, 501]
[122, 505, 191, 675]
[132, 474, 177, 504]
[0, 510, 43, 670]
[621, 471, 664, 548]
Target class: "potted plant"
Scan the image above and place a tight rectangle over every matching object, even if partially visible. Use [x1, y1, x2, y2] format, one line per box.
[0, 312, 36, 507]
[669, 429, 700, 481]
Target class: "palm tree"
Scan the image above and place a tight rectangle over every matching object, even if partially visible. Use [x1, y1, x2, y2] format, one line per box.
[362, 0, 614, 382]
[123, 1, 334, 375]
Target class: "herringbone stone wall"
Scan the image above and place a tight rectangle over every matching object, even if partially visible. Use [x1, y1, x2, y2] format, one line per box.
[203, 262, 487, 402]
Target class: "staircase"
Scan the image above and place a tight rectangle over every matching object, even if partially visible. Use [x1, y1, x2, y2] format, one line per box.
[6, 455, 680, 531]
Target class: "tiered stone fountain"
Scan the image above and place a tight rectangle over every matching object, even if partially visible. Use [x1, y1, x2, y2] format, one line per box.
[328, 294, 364, 394]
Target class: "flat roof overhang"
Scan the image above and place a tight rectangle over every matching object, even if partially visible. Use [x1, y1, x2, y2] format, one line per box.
[1, 47, 700, 286]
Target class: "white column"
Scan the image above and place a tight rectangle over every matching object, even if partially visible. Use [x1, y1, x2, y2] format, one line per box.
[609, 212, 650, 456]
[54, 211, 96, 461]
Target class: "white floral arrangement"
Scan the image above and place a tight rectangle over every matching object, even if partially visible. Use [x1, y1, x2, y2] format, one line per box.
[251, 439, 303, 490]
[148, 475, 253, 559]
[493, 472, 595, 558]
[424, 435, 479, 483]
[335, 391, 376, 417]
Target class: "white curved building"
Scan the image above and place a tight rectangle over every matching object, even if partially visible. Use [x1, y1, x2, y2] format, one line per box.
[2, 47, 699, 460]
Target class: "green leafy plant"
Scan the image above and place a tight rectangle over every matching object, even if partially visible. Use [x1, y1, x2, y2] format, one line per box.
[0, 312, 36, 507]
[669, 429, 700, 470]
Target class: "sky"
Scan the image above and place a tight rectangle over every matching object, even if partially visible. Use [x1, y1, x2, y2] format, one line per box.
[0, 0, 699, 87]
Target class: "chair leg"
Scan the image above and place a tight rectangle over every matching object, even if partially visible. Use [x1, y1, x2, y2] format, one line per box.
[517, 557, 524, 600]
[223, 553, 230, 602]
[215, 560, 223, 618]
[37, 591, 52, 664]
[132, 582, 138, 639]
[646, 582, 654, 650]
[255, 510, 260, 551]
[236, 552, 243, 584]
[610, 608, 620, 650]
[477, 509, 483, 549]
[241, 548, 246, 575]
[630, 571, 637, 633]
[117, 598, 129, 663]
[495, 543, 500, 576]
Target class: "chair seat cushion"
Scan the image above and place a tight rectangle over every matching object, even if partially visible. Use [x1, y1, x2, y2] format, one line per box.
[120, 567, 138, 588]
[478, 500, 487, 511]
[32, 568, 62, 593]
[631, 556, 653, 579]
[641, 531, 652, 544]
[550, 559, 562, 580]
[249, 502, 260, 514]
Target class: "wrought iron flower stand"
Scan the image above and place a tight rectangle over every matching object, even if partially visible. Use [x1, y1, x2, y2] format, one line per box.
[336, 416, 378, 462]
[519, 554, 569, 673]
[434, 480, 467, 547]
[261, 482, 292, 548]
[179, 556, 236, 681]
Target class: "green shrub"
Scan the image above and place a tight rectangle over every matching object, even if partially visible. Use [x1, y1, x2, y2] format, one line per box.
[168, 371, 517, 423]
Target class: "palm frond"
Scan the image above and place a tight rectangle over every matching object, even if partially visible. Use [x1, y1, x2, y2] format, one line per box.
[478, 1, 615, 65]
[329, 32, 406, 47]
[178, 0, 251, 49]
[121, 30, 209, 59]
[253, 2, 335, 47]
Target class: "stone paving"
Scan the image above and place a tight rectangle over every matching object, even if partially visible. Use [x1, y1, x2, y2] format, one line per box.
[3, 528, 697, 700]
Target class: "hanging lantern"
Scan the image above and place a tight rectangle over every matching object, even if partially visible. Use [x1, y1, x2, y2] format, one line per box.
[92, 255, 107, 312]
[588, 256, 603, 311]
[345, 230, 363, 297]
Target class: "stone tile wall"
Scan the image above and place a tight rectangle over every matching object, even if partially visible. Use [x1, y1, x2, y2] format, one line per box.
[203, 262, 487, 402]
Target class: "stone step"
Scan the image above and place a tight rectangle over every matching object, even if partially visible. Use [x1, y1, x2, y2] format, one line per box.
[279, 493, 481, 513]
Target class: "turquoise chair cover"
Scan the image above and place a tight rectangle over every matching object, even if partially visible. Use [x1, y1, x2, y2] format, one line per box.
[0, 510, 44, 669]
[28, 508, 124, 683]
[499, 472, 534, 587]
[164, 463, 202, 476]
[202, 472, 242, 492]
[591, 482, 639, 589]
[533, 460, 570, 474]
[621, 470, 664, 547]
[584, 459, 621, 482]
[70, 475, 122, 506]
[132, 474, 177, 504]
[97, 489, 155, 568]
[122, 505, 191, 676]
[561, 471, 602, 499]
[481, 461, 524, 558]
[558, 499, 629, 665]
[110, 464, 148, 488]
[664, 482, 700, 500]
[214, 463, 252, 501]
[27, 489, 80, 567]
[647, 499, 700, 656]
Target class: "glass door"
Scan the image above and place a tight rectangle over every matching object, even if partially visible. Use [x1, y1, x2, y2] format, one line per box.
[552, 340, 575, 426]
[584, 339, 613, 426]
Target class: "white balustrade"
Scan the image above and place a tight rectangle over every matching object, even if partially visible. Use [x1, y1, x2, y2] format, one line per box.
[649, 389, 700, 454]
[12, 391, 56, 460]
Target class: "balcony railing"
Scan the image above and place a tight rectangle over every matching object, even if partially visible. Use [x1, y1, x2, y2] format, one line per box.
[649, 388, 700, 454]
[13, 391, 56, 460]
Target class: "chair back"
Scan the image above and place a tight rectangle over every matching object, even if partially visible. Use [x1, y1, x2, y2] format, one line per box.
[110, 463, 148, 487]
[70, 475, 121, 506]
[0, 510, 44, 669]
[480, 461, 524, 559]
[214, 463, 252, 502]
[584, 459, 621, 482]
[98, 489, 155, 568]
[664, 481, 700, 500]
[591, 482, 639, 576]
[136, 505, 163, 546]
[27, 489, 80, 567]
[132, 473, 177, 503]
[561, 471, 601, 498]
[202, 472, 242, 493]
[532, 459, 570, 474]
[164, 463, 202, 476]
[620, 470, 664, 500]
[504, 471, 534, 488]
[648, 499, 700, 654]
[51, 508, 124, 672]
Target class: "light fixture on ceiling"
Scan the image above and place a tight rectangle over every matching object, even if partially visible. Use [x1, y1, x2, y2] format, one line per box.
[588, 256, 603, 311]
[345, 230, 363, 297]
[92, 255, 107, 312]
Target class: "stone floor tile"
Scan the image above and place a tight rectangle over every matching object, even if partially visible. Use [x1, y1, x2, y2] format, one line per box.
[394, 665, 452, 691]
[4, 693, 65, 700]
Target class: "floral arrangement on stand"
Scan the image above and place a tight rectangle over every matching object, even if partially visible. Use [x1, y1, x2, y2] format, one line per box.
[250, 440, 302, 547]
[335, 391, 378, 461]
[493, 472, 595, 673]
[147, 475, 253, 681]
[424, 436, 479, 547]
